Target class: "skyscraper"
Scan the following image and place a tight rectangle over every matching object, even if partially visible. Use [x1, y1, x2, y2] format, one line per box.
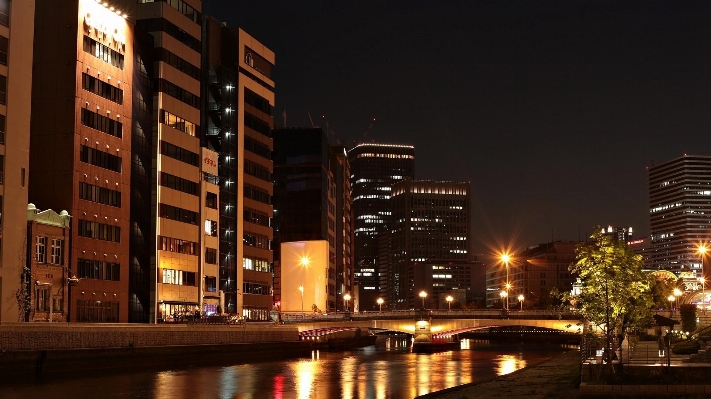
[0, 0, 36, 322]
[648, 155, 711, 278]
[348, 143, 414, 310]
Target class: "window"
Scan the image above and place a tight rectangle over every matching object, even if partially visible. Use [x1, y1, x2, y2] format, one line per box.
[155, 48, 200, 79]
[154, 79, 200, 108]
[205, 248, 217, 264]
[83, 36, 124, 69]
[81, 108, 123, 138]
[82, 73, 123, 104]
[244, 112, 271, 137]
[0, 35, 7, 65]
[245, 160, 271, 181]
[137, 18, 201, 52]
[205, 276, 217, 292]
[80, 145, 122, 173]
[158, 236, 196, 255]
[77, 219, 121, 242]
[36, 236, 46, 263]
[244, 184, 271, 204]
[162, 269, 196, 286]
[79, 182, 122, 207]
[243, 281, 271, 295]
[244, 88, 272, 114]
[35, 288, 49, 311]
[0, 0, 8, 27]
[160, 109, 198, 136]
[206, 192, 217, 209]
[204, 220, 217, 236]
[76, 300, 119, 323]
[243, 257, 270, 273]
[77, 259, 120, 281]
[0, 75, 6, 105]
[244, 208, 270, 227]
[160, 172, 198, 195]
[160, 140, 199, 166]
[244, 233, 270, 250]
[159, 203, 197, 224]
[0, 114, 5, 145]
[50, 239, 62, 265]
[244, 137, 271, 159]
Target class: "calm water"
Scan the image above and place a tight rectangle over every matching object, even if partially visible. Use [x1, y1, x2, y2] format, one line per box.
[2, 339, 571, 399]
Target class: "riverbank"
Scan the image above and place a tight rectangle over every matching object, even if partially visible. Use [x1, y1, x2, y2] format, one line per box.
[418, 350, 581, 399]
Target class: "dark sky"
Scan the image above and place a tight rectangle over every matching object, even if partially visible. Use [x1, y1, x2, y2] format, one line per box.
[205, 0, 711, 254]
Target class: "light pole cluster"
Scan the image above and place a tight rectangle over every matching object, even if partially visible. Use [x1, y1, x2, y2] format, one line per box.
[501, 253, 511, 310]
[419, 291, 427, 309]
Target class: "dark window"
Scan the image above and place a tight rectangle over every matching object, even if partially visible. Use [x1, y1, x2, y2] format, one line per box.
[83, 36, 124, 69]
[137, 18, 201, 52]
[154, 79, 200, 108]
[80, 145, 122, 172]
[76, 300, 119, 323]
[0, 35, 7, 65]
[244, 233, 270, 250]
[205, 276, 217, 292]
[154, 48, 200, 79]
[79, 182, 122, 207]
[244, 112, 271, 137]
[82, 73, 123, 104]
[77, 259, 121, 281]
[158, 235, 197, 255]
[160, 140, 199, 166]
[0, 0, 9, 27]
[244, 184, 271, 204]
[0, 114, 5, 145]
[244, 88, 272, 114]
[205, 248, 217, 264]
[244, 137, 271, 159]
[244, 208, 270, 227]
[159, 203, 197, 224]
[160, 172, 198, 196]
[245, 160, 271, 182]
[77, 219, 121, 242]
[0, 75, 6, 105]
[243, 281, 272, 295]
[81, 108, 123, 138]
[206, 192, 217, 209]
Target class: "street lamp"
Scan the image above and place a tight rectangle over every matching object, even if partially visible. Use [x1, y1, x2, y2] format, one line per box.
[501, 253, 511, 311]
[500, 291, 508, 310]
[446, 295, 453, 310]
[377, 297, 384, 312]
[344, 293, 351, 312]
[518, 294, 524, 311]
[419, 291, 427, 309]
[668, 295, 675, 317]
[699, 245, 707, 308]
[298, 286, 304, 316]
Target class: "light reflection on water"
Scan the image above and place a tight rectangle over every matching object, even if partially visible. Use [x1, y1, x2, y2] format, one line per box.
[2, 338, 570, 399]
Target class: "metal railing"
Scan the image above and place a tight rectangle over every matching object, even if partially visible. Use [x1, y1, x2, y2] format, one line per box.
[280, 308, 580, 323]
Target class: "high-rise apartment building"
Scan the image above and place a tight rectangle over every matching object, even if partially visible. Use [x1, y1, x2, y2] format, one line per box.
[202, 21, 275, 320]
[648, 155, 711, 277]
[387, 180, 471, 310]
[348, 143, 414, 310]
[0, 0, 36, 322]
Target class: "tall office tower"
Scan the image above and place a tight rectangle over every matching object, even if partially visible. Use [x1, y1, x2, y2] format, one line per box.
[348, 143, 414, 311]
[202, 21, 275, 320]
[0, 0, 35, 322]
[648, 155, 711, 278]
[601, 225, 634, 242]
[388, 180, 471, 310]
[272, 128, 354, 311]
[30, 0, 134, 322]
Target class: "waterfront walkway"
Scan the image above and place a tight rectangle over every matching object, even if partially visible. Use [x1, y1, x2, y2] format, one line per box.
[418, 350, 581, 399]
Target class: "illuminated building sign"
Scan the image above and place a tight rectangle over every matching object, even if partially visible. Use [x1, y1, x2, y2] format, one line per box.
[201, 148, 218, 176]
[81, 0, 127, 54]
[627, 239, 645, 246]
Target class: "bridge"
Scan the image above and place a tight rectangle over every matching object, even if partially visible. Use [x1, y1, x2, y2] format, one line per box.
[281, 309, 583, 340]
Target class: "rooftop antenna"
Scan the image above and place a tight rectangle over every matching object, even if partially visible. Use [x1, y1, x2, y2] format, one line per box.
[307, 112, 315, 128]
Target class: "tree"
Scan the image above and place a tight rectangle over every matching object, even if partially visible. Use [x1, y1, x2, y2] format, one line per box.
[679, 304, 697, 335]
[566, 227, 653, 372]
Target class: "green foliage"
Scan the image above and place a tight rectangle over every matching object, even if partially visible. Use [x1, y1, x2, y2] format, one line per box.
[679, 304, 697, 334]
[565, 227, 653, 364]
[649, 276, 676, 310]
[672, 340, 700, 355]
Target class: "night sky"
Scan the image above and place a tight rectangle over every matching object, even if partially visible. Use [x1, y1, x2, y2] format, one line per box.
[205, 0, 711, 255]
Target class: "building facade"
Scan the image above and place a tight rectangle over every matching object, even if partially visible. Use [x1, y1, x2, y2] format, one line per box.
[387, 180, 471, 310]
[648, 155, 711, 277]
[0, 0, 35, 322]
[348, 143, 414, 310]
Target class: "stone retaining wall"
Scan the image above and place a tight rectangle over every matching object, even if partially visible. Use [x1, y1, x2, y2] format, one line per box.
[579, 383, 711, 395]
[0, 323, 300, 351]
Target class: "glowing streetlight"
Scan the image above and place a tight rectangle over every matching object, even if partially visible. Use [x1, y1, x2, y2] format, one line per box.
[518, 294, 525, 311]
[500, 291, 508, 310]
[299, 256, 309, 316]
[668, 294, 676, 317]
[699, 245, 707, 308]
[419, 291, 427, 309]
[298, 285, 304, 316]
[446, 295, 453, 310]
[377, 298, 384, 312]
[344, 293, 351, 312]
[501, 253, 512, 310]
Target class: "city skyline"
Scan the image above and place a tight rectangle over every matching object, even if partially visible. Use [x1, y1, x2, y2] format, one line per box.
[206, 0, 711, 253]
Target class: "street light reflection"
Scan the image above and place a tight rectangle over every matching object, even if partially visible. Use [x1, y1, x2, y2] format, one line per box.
[496, 354, 525, 376]
[294, 360, 318, 399]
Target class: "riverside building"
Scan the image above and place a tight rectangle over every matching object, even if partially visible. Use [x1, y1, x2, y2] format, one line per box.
[348, 143, 414, 311]
[0, 0, 36, 322]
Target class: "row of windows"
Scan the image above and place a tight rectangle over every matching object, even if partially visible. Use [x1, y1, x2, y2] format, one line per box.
[81, 108, 123, 138]
[244, 208, 269, 227]
[161, 268, 196, 286]
[83, 36, 124, 69]
[138, 18, 201, 52]
[35, 237, 63, 265]
[245, 160, 271, 181]
[76, 300, 119, 323]
[244, 112, 271, 137]
[80, 145, 122, 173]
[245, 137, 271, 159]
[0, 36, 8, 66]
[34, 289, 61, 313]
[244, 233, 270, 250]
[79, 182, 122, 208]
[158, 235, 197, 255]
[160, 140, 199, 166]
[82, 73, 123, 104]
[159, 203, 197, 224]
[78, 219, 121, 242]
[243, 281, 271, 295]
[155, 47, 200, 79]
[77, 259, 120, 281]
[205, 248, 217, 264]
[244, 184, 271, 204]
[243, 257, 270, 273]
[160, 172, 198, 196]
[161, 109, 198, 136]
[244, 88, 272, 114]
[155, 78, 200, 108]
[206, 192, 217, 209]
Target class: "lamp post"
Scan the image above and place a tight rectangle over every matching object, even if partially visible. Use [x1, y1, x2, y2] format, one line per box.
[518, 294, 524, 311]
[668, 295, 675, 317]
[299, 256, 309, 317]
[377, 298, 384, 312]
[419, 291, 427, 309]
[344, 293, 351, 312]
[446, 295, 453, 310]
[501, 254, 511, 311]
[298, 286, 304, 316]
[699, 245, 707, 309]
[500, 291, 508, 310]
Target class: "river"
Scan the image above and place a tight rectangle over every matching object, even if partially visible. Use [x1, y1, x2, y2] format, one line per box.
[2, 338, 572, 399]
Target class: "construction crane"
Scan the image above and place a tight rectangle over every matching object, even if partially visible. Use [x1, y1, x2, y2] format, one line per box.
[321, 115, 344, 146]
[354, 117, 377, 145]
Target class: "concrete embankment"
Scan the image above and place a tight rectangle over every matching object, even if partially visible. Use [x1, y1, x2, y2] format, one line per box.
[0, 323, 310, 377]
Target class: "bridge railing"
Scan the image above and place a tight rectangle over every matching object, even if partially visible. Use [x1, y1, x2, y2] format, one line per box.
[279, 309, 580, 323]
